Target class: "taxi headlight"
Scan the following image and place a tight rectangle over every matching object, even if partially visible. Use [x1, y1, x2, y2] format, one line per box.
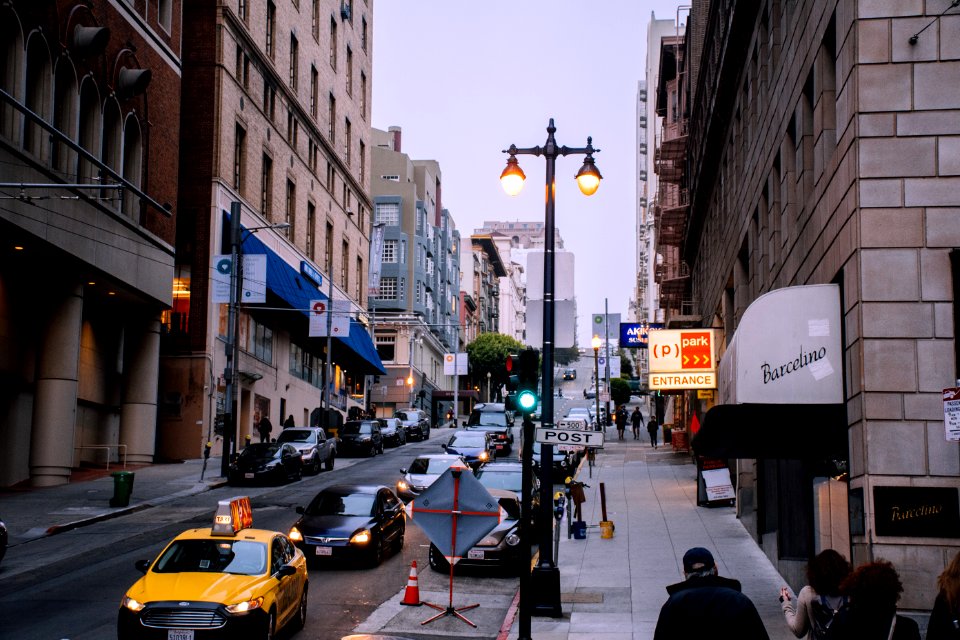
[506, 532, 521, 546]
[350, 529, 372, 544]
[397, 480, 409, 492]
[121, 595, 146, 612]
[225, 596, 263, 614]
[289, 526, 303, 542]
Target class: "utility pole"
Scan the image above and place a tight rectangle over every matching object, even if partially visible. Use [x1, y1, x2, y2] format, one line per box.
[604, 298, 611, 425]
[321, 275, 334, 429]
[221, 202, 242, 478]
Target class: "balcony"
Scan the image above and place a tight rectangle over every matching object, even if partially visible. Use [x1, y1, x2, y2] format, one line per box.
[654, 155, 684, 184]
[659, 119, 688, 161]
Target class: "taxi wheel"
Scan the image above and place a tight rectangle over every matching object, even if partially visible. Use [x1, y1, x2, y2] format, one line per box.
[325, 453, 335, 471]
[261, 610, 276, 640]
[292, 588, 308, 631]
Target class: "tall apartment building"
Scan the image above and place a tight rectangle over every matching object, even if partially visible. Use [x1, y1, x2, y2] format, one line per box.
[664, 0, 960, 610]
[461, 235, 507, 339]
[369, 126, 462, 423]
[0, 1, 182, 487]
[162, 0, 382, 461]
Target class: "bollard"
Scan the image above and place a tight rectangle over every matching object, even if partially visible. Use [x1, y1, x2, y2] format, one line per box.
[599, 481, 615, 539]
[109, 471, 135, 507]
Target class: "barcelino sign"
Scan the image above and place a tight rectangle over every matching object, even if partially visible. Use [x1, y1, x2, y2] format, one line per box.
[648, 329, 718, 390]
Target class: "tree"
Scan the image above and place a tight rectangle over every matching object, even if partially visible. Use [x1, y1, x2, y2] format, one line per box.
[619, 352, 634, 378]
[610, 377, 632, 406]
[465, 333, 526, 399]
[554, 346, 580, 366]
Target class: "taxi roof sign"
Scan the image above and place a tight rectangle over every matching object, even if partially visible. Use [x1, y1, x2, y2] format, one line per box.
[212, 496, 253, 536]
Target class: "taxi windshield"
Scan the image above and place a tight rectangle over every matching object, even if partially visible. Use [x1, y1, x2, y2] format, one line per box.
[305, 492, 375, 517]
[152, 539, 267, 576]
[276, 429, 316, 444]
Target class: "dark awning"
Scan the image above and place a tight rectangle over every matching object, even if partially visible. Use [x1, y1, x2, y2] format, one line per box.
[692, 403, 847, 460]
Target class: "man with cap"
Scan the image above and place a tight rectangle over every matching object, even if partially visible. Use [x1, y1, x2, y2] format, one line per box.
[653, 546, 769, 639]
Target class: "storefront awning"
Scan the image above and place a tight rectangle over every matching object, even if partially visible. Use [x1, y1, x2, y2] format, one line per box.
[692, 403, 847, 460]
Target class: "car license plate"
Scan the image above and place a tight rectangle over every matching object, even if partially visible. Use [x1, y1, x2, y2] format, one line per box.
[315, 546, 332, 556]
[495, 444, 504, 450]
[168, 630, 194, 640]
[244, 472, 254, 479]
[467, 549, 484, 560]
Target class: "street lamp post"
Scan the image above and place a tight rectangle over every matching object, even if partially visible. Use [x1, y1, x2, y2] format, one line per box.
[486, 371, 492, 403]
[592, 335, 602, 432]
[501, 119, 601, 628]
[220, 202, 290, 479]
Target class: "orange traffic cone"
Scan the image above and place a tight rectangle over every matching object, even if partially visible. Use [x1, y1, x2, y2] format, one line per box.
[400, 560, 422, 606]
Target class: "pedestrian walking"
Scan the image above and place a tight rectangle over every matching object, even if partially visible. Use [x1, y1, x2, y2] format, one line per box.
[647, 416, 660, 448]
[283, 414, 295, 429]
[615, 406, 627, 440]
[827, 559, 920, 640]
[257, 414, 273, 443]
[653, 546, 769, 639]
[631, 406, 643, 440]
[926, 550, 960, 640]
[778, 549, 851, 639]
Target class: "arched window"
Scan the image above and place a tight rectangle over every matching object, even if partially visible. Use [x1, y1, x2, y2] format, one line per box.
[121, 112, 142, 219]
[52, 59, 78, 175]
[101, 97, 122, 207]
[23, 32, 52, 159]
[0, 8, 24, 143]
[77, 77, 101, 183]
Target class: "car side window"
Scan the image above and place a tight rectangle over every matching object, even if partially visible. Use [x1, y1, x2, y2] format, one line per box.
[270, 537, 285, 574]
[382, 490, 401, 512]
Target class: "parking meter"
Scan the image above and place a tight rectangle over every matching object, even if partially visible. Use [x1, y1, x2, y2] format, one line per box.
[553, 491, 566, 521]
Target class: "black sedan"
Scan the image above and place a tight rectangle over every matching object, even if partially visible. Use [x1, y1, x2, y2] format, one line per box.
[427, 489, 526, 575]
[288, 484, 405, 567]
[378, 418, 406, 447]
[442, 430, 494, 470]
[338, 420, 384, 457]
[228, 442, 303, 485]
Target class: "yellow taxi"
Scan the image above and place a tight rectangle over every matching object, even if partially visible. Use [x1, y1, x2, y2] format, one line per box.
[117, 496, 309, 640]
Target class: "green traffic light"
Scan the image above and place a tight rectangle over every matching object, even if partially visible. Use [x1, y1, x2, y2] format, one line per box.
[517, 390, 537, 411]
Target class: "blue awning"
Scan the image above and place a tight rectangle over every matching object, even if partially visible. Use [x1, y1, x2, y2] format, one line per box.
[238, 226, 385, 375]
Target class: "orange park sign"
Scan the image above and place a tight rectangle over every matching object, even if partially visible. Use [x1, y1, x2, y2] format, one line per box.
[648, 329, 718, 390]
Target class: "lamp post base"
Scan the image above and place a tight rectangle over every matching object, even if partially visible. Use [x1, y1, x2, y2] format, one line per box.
[530, 565, 562, 617]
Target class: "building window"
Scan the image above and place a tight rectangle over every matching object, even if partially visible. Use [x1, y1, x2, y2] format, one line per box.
[287, 109, 299, 146]
[260, 153, 273, 217]
[382, 239, 397, 263]
[246, 316, 273, 363]
[328, 93, 336, 142]
[289, 34, 298, 90]
[312, 0, 320, 41]
[356, 256, 363, 300]
[359, 140, 366, 182]
[290, 343, 319, 386]
[308, 138, 318, 173]
[346, 46, 353, 95]
[306, 202, 316, 260]
[233, 123, 246, 193]
[361, 16, 368, 52]
[344, 117, 351, 163]
[375, 202, 399, 226]
[159, 0, 172, 32]
[266, 1, 276, 58]
[359, 71, 367, 119]
[325, 221, 334, 274]
[285, 179, 295, 238]
[415, 280, 422, 304]
[263, 83, 276, 121]
[326, 162, 335, 192]
[329, 17, 337, 69]
[377, 277, 398, 301]
[310, 65, 318, 118]
[375, 334, 396, 362]
[238, 0, 247, 22]
[341, 239, 349, 287]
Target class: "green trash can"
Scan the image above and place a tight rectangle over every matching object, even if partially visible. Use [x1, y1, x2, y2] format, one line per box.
[109, 471, 135, 507]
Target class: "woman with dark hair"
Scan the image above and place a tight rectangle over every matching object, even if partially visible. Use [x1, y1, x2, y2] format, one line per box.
[779, 549, 852, 639]
[927, 550, 960, 640]
[827, 560, 920, 640]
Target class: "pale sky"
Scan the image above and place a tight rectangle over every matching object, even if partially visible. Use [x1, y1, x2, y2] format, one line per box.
[371, 1, 682, 342]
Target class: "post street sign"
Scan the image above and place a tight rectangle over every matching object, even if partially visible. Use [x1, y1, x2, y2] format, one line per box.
[535, 427, 604, 448]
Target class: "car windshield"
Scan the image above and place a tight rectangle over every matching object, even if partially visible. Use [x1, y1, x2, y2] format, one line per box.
[152, 539, 267, 576]
[477, 470, 521, 491]
[277, 429, 316, 444]
[473, 412, 508, 427]
[342, 422, 374, 435]
[305, 492, 375, 517]
[450, 435, 487, 448]
[394, 412, 413, 421]
[379, 420, 396, 431]
[239, 444, 280, 459]
[408, 457, 461, 475]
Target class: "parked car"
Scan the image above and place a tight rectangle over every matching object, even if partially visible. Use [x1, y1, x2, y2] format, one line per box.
[427, 489, 526, 574]
[442, 430, 495, 470]
[276, 426, 336, 474]
[338, 420, 384, 457]
[394, 408, 430, 441]
[465, 403, 513, 453]
[378, 418, 406, 447]
[118, 497, 308, 640]
[228, 442, 303, 485]
[562, 367, 577, 380]
[288, 484, 405, 567]
[396, 453, 470, 502]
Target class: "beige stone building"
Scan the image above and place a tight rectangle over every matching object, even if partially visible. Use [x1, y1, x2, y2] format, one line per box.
[655, 0, 960, 614]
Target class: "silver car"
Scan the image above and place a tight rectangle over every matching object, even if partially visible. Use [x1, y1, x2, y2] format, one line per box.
[395, 453, 470, 502]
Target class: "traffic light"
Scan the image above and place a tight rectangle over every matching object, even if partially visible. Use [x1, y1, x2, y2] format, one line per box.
[516, 348, 540, 414]
[504, 354, 520, 411]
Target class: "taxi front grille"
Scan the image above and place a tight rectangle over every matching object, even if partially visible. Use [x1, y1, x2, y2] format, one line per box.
[142, 608, 226, 629]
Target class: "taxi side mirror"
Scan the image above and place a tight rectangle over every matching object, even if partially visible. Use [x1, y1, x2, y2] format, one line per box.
[400, 468, 407, 474]
[135, 559, 150, 573]
[276, 564, 296, 579]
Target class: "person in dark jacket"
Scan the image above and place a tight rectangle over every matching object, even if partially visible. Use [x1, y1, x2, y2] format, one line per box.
[653, 546, 770, 640]
[926, 550, 960, 640]
[615, 406, 628, 440]
[630, 406, 643, 440]
[826, 559, 919, 640]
